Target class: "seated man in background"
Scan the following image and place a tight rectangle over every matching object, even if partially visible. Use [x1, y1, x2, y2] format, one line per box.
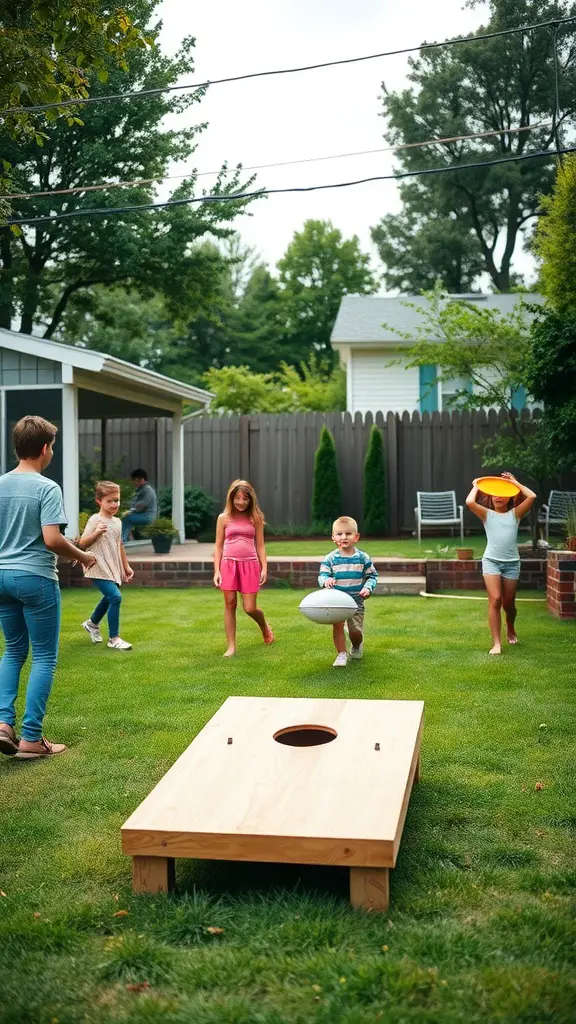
[121, 468, 158, 542]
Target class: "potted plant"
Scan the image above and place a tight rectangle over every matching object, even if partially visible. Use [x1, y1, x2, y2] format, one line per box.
[565, 502, 576, 552]
[456, 547, 474, 560]
[142, 517, 178, 555]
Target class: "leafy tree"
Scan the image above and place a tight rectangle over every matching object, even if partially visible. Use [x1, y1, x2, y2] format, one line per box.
[312, 426, 342, 531]
[399, 287, 568, 543]
[204, 365, 292, 415]
[533, 154, 576, 311]
[53, 285, 180, 369]
[372, 209, 485, 294]
[525, 307, 576, 467]
[363, 426, 387, 535]
[0, 0, 256, 333]
[277, 220, 378, 364]
[224, 265, 287, 373]
[204, 357, 346, 415]
[371, 0, 576, 293]
[0, 1, 149, 213]
[527, 159, 576, 468]
[278, 356, 346, 412]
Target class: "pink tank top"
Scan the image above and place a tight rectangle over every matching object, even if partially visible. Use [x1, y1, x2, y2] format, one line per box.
[223, 516, 258, 560]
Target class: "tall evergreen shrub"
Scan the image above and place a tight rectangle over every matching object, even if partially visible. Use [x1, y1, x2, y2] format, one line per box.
[312, 426, 342, 531]
[363, 425, 387, 535]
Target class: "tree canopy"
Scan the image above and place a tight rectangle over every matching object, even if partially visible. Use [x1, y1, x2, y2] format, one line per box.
[372, 0, 576, 293]
[0, 0, 256, 334]
[0, 1, 149, 214]
[277, 220, 378, 364]
[532, 153, 576, 312]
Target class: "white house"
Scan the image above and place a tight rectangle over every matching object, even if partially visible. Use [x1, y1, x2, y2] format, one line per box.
[330, 293, 544, 416]
[0, 329, 212, 539]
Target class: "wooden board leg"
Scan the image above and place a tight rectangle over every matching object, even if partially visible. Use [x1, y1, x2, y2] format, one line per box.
[414, 754, 421, 783]
[350, 867, 390, 912]
[132, 856, 175, 894]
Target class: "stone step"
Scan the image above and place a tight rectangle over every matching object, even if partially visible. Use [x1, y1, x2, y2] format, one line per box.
[374, 575, 426, 596]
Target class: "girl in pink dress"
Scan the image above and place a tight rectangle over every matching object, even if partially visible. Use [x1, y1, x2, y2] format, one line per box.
[213, 480, 275, 657]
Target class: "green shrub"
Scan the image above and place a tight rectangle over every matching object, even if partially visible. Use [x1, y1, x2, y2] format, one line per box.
[158, 485, 217, 539]
[312, 426, 342, 531]
[141, 517, 178, 539]
[363, 425, 387, 535]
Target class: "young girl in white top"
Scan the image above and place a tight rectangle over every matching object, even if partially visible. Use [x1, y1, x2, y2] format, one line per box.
[466, 472, 536, 655]
[79, 481, 134, 650]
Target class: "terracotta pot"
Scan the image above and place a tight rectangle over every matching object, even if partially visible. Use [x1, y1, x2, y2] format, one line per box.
[567, 536, 576, 552]
[456, 548, 474, 560]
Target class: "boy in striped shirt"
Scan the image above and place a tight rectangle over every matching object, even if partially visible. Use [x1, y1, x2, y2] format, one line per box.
[318, 516, 378, 667]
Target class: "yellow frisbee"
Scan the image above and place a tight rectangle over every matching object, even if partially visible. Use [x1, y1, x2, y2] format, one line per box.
[476, 476, 520, 498]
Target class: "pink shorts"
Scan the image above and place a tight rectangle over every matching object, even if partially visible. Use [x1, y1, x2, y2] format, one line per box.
[220, 558, 261, 593]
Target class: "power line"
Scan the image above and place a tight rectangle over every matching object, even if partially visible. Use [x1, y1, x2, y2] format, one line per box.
[1, 121, 555, 200]
[7, 145, 575, 228]
[2, 15, 575, 116]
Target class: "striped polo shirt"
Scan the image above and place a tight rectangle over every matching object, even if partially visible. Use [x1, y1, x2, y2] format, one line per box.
[318, 548, 378, 606]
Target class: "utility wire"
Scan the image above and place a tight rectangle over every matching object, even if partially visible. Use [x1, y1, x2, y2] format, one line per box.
[8, 145, 575, 228]
[1, 121, 555, 200]
[2, 15, 575, 115]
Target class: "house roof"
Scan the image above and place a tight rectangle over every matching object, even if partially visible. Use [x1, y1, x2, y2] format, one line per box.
[330, 293, 545, 346]
[0, 328, 212, 407]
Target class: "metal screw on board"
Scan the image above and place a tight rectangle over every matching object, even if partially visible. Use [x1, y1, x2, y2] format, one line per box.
[374, 743, 380, 751]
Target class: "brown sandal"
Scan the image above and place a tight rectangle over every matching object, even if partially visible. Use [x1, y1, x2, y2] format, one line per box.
[0, 725, 19, 757]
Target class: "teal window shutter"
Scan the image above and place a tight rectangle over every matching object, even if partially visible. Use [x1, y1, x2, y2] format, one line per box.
[419, 365, 438, 412]
[511, 385, 526, 411]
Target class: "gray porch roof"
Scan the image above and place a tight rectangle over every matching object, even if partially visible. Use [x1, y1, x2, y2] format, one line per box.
[330, 293, 545, 346]
[0, 328, 212, 416]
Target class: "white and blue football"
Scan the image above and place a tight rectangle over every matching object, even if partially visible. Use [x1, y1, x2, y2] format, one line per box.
[298, 588, 358, 625]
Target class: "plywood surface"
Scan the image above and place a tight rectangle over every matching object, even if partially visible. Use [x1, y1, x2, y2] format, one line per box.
[122, 697, 423, 868]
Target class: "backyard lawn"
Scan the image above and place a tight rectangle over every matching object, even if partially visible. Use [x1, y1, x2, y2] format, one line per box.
[1, 590, 575, 1024]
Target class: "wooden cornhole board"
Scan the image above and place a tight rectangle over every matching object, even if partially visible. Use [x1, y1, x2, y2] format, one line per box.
[121, 697, 424, 911]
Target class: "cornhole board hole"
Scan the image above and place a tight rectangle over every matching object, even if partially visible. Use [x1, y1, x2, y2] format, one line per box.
[121, 697, 424, 911]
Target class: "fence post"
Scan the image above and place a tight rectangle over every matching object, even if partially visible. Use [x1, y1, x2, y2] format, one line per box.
[239, 415, 250, 480]
[386, 412, 399, 536]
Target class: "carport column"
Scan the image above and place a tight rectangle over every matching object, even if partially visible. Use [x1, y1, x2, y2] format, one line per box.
[61, 383, 80, 538]
[172, 405, 185, 543]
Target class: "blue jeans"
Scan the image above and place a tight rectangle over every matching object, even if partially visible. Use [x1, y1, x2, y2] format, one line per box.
[0, 570, 61, 742]
[90, 579, 122, 638]
[122, 511, 153, 542]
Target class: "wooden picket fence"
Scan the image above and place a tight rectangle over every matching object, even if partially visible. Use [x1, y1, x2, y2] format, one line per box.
[78, 409, 575, 533]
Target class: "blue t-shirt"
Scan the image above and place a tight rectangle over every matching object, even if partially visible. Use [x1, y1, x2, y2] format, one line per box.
[0, 471, 68, 581]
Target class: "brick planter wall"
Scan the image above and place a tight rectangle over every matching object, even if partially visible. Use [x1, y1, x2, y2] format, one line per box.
[59, 558, 427, 590]
[58, 556, 548, 591]
[426, 558, 547, 592]
[547, 551, 576, 619]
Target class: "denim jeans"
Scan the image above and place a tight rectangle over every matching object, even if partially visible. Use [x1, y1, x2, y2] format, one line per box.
[90, 579, 122, 638]
[121, 511, 153, 542]
[0, 570, 61, 742]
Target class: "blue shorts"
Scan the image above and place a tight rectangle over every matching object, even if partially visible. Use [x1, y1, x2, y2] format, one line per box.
[482, 558, 521, 580]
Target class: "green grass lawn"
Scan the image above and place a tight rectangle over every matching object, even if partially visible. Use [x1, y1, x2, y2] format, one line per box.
[1, 590, 575, 1024]
[265, 536, 487, 558]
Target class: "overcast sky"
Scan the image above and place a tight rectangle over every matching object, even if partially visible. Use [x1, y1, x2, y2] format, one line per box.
[157, 0, 535, 290]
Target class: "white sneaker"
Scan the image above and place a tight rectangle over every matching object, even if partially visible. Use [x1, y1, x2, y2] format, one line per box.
[350, 643, 364, 660]
[107, 637, 133, 651]
[332, 652, 348, 668]
[82, 620, 102, 643]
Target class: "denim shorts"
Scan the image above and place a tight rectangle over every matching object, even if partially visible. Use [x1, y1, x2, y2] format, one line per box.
[482, 558, 521, 580]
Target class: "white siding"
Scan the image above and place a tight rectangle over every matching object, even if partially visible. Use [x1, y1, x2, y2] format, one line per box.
[349, 350, 420, 415]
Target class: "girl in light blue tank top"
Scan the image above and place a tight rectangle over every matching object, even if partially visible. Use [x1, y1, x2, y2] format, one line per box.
[465, 473, 537, 656]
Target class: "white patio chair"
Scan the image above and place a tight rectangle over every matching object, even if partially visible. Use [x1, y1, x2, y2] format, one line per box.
[538, 490, 576, 541]
[415, 491, 464, 545]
